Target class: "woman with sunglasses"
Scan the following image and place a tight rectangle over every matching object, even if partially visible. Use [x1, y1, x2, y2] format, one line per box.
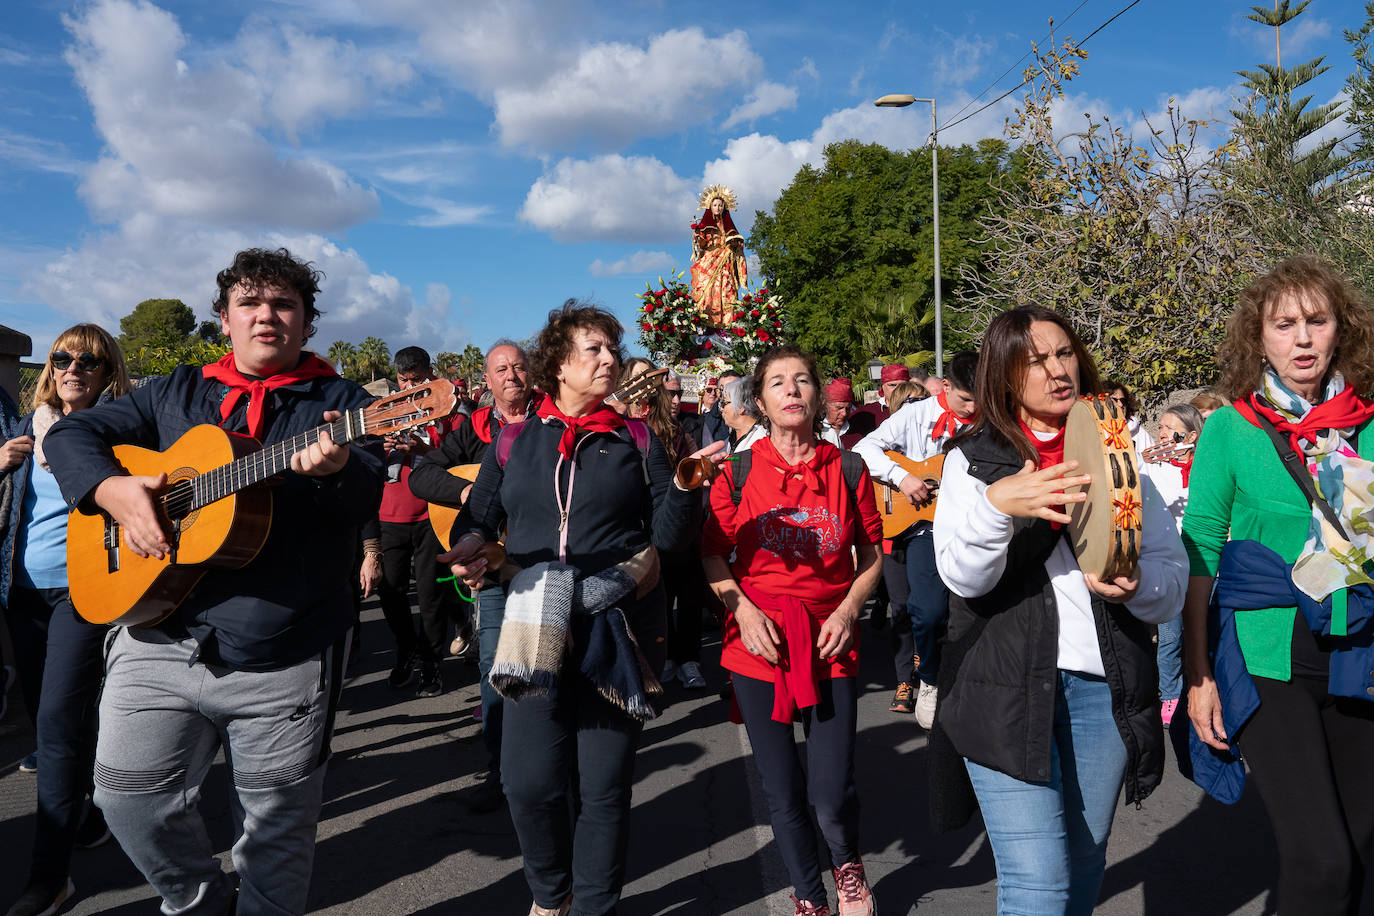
[3, 325, 130, 916]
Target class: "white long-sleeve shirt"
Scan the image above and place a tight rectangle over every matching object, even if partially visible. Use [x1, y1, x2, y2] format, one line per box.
[1140, 458, 1188, 533]
[933, 444, 1187, 677]
[852, 396, 949, 486]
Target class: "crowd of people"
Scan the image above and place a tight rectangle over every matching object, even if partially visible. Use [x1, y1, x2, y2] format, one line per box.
[3, 247, 1374, 916]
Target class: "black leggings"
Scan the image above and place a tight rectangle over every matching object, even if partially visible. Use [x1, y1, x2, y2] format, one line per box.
[1236, 673, 1374, 915]
[734, 674, 860, 908]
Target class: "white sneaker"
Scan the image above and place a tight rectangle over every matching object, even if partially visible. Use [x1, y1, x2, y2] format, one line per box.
[678, 661, 706, 689]
[915, 682, 938, 730]
[661, 660, 678, 684]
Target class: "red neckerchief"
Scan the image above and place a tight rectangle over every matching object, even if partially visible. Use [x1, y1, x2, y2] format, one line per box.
[536, 397, 625, 460]
[1019, 418, 1067, 529]
[751, 435, 830, 493]
[1233, 390, 1374, 456]
[1169, 457, 1192, 488]
[931, 391, 976, 441]
[202, 352, 337, 439]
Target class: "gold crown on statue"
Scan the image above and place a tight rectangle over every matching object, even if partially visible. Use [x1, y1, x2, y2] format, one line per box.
[697, 184, 739, 212]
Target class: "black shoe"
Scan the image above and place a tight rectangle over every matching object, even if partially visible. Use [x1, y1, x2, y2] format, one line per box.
[387, 651, 416, 689]
[74, 803, 111, 849]
[416, 664, 443, 698]
[6, 875, 74, 916]
[457, 771, 506, 813]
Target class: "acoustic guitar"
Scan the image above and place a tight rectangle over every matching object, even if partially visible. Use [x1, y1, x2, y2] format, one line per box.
[68, 379, 458, 627]
[873, 451, 944, 539]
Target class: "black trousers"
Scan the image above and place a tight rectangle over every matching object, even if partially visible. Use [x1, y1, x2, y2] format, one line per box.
[662, 548, 705, 665]
[1237, 672, 1374, 915]
[734, 673, 861, 907]
[500, 586, 666, 916]
[377, 520, 457, 664]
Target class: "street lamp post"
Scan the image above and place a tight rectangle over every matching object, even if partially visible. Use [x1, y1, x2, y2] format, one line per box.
[875, 93, 942, 378]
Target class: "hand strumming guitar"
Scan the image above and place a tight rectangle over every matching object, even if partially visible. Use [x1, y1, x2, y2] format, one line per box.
[94, 473, 171, 560]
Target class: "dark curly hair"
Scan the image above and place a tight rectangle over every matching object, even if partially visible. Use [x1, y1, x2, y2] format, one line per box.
[1104, 378, 1139, 418]
[530, 299, 623, 397]
[1218, 255, 1374, 400]
[212, 248, 324, 339]
[751, 344, 825, 437]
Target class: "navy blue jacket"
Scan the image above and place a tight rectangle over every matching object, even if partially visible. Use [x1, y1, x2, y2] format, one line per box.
[45, 364, 383, 671]
[456, 414, 693, 573]
[0, 387, 27, 609]
[1180, 538, 1374, 803]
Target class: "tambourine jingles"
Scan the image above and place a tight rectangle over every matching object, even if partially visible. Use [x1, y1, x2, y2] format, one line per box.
[1062, 395, 1143, 580]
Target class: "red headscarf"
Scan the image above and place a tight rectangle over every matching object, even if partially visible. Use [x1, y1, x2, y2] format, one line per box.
[536, 397, 626, 460]
[202, 352, 337, 439]
[931, 391, 976, 441]
[693, 202, 740, 238]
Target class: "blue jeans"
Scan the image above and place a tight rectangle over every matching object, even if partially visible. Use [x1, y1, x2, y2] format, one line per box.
[965, 671, 1127, 916]
[476, 584, 506, 770]
[1156, 615, 1182, 701]
[905, 527, 949, 685]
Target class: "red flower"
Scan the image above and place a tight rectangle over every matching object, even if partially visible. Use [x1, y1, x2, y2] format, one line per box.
[703, 342, 712, 350]
[750, 309, 760, 318]
[734, 328, 746, 337]
[758, 330, 771, 341]
[773, 320, 782, 329]
[759, 288, 769, 296]
[644, 303, 655, 313]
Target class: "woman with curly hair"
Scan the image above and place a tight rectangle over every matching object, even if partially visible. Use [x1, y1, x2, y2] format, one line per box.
[1183, 255, 1374, 914]
[441, 301, 722, 916]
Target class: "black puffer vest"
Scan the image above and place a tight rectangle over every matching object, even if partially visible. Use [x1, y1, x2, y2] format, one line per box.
[937, 428, 1164, 805]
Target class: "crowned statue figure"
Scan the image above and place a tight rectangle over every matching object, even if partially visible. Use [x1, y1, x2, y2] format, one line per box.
[690, 184, 749, 326]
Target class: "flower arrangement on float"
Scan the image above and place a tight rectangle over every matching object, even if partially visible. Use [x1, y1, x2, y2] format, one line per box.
[636, 270, 786, 371]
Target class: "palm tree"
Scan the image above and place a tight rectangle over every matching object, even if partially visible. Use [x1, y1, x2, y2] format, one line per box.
[327, 340, 357, 377]
[356, 336, 391, 382]
[434, 350, 460, 379]
[456, 344, 484, 387]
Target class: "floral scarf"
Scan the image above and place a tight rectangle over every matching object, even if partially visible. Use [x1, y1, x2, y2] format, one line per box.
[1252, 369, 1374, 601]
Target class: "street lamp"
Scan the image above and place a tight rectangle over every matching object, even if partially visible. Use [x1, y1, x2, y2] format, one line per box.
[875, 93, 942, 378]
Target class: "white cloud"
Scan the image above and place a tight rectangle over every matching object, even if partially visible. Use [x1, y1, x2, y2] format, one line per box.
[237, 25, 416, 142]
[520, 155, 696, 242]
[0, 129, 86, 176]
[0, 48, 31, 67]
[493, 28, 763, 152]
[588, 250, 676, 277]
[933, 33, 995, 88]
[1230, 12, 1332, 63]
[64, 0, 379, 234]
[722, 81, 798, 129]
[405, 197, 496, 228]
[794, 58, 820, 82]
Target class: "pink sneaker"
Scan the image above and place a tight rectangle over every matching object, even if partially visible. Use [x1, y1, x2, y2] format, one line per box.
[791, 896, 831, 916]
[832, 861, 876, 916]
[1160, 698, 1179, 726]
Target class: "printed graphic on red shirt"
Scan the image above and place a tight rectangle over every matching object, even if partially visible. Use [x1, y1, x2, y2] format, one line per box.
[756, 505, 843, 560]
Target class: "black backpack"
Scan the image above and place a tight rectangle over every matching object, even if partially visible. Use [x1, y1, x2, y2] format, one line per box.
[729, 448, 867, 509]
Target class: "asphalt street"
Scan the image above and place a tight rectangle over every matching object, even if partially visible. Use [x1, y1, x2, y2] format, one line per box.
[0, 598, 1292, 915]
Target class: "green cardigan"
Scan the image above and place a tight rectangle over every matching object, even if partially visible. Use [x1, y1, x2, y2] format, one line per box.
[1182, 405, 1374, 679]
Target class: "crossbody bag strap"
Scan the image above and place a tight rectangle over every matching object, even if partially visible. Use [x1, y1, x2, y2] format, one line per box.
[1250, 401, 1349, 539]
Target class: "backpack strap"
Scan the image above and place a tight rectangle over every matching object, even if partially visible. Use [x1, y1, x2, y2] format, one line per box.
[495, 419, 530, 468]
[621, 419, 652, 485]
[730, 450, 753, 506]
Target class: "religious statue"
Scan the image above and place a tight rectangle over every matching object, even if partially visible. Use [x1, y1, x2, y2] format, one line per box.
[690, 184, 748, 326]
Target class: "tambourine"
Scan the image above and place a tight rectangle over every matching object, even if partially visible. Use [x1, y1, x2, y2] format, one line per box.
[1062, 395, 1143, 580]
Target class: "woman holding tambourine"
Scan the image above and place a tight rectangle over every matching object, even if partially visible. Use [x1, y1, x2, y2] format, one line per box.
[931, 305, 1186, 916]
[1182, 256, 1374, 915]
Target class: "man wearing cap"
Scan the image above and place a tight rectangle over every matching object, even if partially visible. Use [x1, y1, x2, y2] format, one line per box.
[852, 363, 910, 434]
[700, 371, 738, 448]
[821, 378, 874, 449]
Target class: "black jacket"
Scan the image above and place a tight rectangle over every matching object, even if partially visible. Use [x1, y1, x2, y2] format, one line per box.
[408, 403, 514, 507]
[454, 414, 693, 573]
[45, 363, 383, 671]
[937, 428, 1164, 804]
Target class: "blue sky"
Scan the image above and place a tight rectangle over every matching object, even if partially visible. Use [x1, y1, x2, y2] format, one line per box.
[0, 0, 1368, 361]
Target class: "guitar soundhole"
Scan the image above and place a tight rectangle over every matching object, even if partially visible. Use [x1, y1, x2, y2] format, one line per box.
[162, 476, 200, 527]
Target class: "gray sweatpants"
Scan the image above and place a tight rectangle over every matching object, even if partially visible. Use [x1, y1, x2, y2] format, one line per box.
[93, 627, 344, 916]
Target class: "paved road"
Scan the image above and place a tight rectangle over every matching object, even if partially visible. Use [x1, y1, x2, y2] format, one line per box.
[0, 600, 1289, 915]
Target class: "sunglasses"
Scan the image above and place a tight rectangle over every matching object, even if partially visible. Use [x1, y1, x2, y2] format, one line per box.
[51, 351, 104, 372]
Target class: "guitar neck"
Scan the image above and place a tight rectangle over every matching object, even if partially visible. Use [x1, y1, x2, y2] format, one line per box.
[187, 408, 367, 511]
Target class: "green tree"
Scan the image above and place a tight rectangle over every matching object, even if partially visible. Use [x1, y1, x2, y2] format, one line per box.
[956, 35, 1264, 400]
[456, 344, 484, 386]
[434, 350, 460, 379]
[119, 299, 197, 353]
[327, 340, 358, 378]
[749, 138, 1030, 375]
[355, 336, 391, 382]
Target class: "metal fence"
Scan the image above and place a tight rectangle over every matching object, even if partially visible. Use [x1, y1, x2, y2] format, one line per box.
[17, 362, 42, 408]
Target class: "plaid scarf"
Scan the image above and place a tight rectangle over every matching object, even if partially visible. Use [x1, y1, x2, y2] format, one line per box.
[489, 559, 662, 720]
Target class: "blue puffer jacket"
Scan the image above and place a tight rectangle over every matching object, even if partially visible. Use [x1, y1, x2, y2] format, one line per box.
[45, 364, 384, 671]
[1177, 538, 1374, 803]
